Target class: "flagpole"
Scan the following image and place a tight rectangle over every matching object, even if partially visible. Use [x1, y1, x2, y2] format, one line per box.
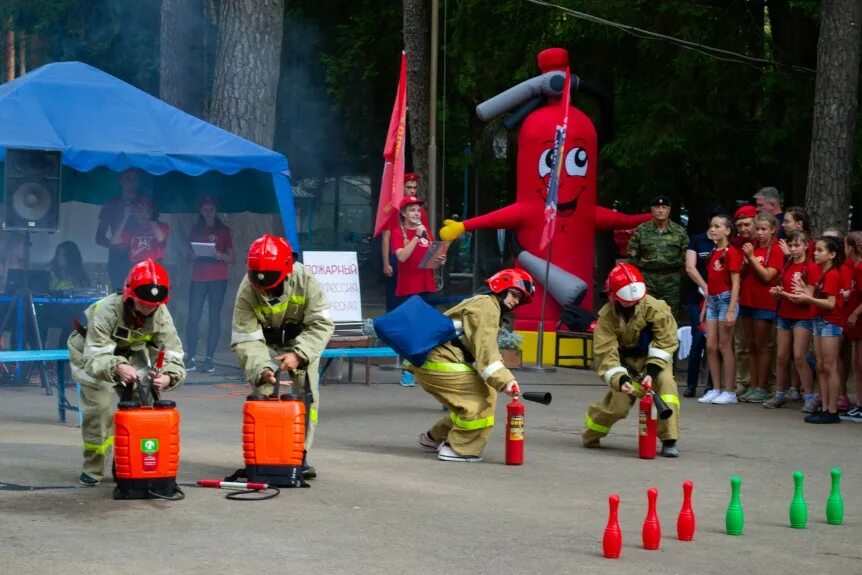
[521, 244, 556, 373]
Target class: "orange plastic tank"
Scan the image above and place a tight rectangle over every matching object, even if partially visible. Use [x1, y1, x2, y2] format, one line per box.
[114, 399, 181, 499]
[243, 393, 306, 484]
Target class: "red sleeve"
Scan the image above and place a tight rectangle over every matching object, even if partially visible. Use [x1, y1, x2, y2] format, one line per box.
[821, 268, 840, 296]
[855, 262, 862, 292]
[766, 244, 783, 270]
[727, 247, 743, 273]
[807, 263, 822, 286]
[841, 262, 853, 290]
[391, 229, 405, 250]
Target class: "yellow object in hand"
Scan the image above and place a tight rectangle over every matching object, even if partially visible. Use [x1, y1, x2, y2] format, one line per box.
[439, 219, 466, 241]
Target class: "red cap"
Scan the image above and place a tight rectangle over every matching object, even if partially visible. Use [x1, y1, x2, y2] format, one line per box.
[734, 205, 757, 221]
[404, 172, 419, 184]
[399, 195, 424, 210]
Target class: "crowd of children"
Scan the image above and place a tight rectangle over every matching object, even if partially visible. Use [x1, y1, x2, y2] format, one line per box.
[692, 205, 862, 424]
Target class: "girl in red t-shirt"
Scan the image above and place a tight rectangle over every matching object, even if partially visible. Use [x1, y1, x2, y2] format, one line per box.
[842, 231, 862, 420]
[788, 236, 844, 423]
[823, 228, 854, 412]
[185, 197, 235, 373]
[768, 230, 818, 409]
[698, 214, 741, 405]
[779, 206, 814, 260]
[391, 196, 444, 301]
[738, 212, 782, 403]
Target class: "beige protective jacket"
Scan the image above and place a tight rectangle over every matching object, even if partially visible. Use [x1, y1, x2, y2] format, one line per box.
[231, 262, 334, 384]
[67, 293, 186, 390]
[593, 294, 678, 391]
[422, 294, 514, 391]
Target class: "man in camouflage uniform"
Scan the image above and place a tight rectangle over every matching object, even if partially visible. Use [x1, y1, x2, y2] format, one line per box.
[626, 195, 689, 316]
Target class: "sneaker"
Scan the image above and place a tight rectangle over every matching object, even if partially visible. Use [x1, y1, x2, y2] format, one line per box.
[79, 472, 100, 487]
[400, 371, 415, 387]
[418, 431, 443, 452]
[437, 444, 483, 462]
[711, 391, 738, 405]
[785, 388, 802, 402]
[744, 388, 770, 404]
[801, 399, 818, 413]
[697, 389, 721, 403]
[837, 395, 852, 413]
[660, 441, 679, 458]
[735, 385, 749, 397]
[842, 408, 862, 423]
[184, 357, 197, 372]
[762, 394, 786, 409]
[804, 411, 841, 424]
[199, 357, 215, 373]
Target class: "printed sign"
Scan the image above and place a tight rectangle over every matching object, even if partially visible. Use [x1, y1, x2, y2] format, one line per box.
[302, 251, 363, 322]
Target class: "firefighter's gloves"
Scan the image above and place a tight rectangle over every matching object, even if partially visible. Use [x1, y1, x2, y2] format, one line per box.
[115, 363, 140, 385]
[439, 219, 466, 241]
[617, 374, 634, 394]
[275, 351, 302, 372]
[504, 380, 520, 397]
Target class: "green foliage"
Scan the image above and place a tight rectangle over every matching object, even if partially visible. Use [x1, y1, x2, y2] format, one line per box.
[497, 327, 524, 350]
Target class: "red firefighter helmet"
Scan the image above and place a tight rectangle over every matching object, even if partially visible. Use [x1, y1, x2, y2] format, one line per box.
[123, 258, 170, 305]
[247, 234, 294, 290]
[486, 268, 535, 304]
[607, 263, 646, 304]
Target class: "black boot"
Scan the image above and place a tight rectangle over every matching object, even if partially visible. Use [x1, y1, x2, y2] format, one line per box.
[683, 387, 697, 398]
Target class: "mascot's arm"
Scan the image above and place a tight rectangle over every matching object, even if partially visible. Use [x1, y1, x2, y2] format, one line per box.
[594, 206, 651, 231]
[440, 202, 533, 241]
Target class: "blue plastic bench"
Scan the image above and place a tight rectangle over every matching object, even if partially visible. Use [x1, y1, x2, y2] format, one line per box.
[0, 349, 74, 422]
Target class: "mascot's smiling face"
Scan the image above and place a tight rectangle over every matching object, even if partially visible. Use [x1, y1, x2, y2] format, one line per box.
[519, 103, 597, 220]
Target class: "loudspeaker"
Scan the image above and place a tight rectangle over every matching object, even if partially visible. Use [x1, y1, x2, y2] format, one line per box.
[3, 149, 61, 232]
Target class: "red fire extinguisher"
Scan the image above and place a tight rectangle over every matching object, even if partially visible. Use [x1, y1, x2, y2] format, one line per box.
[505, 385, 525, 465]
[638, 386, 657, 459]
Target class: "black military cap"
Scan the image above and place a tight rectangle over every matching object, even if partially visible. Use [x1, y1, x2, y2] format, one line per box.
[650, 195, 671, 207]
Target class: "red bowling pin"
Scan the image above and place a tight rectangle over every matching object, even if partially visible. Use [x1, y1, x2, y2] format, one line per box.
[602, 494, 622, 558]
[642, 487, 661, 550]
[677, 480, 696, 541]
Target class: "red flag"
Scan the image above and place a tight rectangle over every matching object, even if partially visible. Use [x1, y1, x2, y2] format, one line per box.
[539, 67, 571, 252]
[374, 52, 408, 237]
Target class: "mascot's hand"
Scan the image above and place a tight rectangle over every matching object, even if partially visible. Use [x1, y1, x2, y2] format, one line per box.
[439, 219, 465, 241]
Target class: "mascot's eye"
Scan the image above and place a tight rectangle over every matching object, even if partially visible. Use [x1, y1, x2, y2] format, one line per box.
[565, 147, 588, 177]
[538, 148, 554, 178]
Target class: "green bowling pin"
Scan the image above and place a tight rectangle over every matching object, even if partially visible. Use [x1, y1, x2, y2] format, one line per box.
[826, 468, 844, 526]
[789, 470, 807, 529]
[726, 475, 744, 536]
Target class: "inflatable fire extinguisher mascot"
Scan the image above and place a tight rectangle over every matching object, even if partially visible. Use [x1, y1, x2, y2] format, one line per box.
[439, 48, 650, 331]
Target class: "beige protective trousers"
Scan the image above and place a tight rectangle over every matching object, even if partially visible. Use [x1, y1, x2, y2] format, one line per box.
[414, 368, 497, 457]
[582, 358, 680, 445]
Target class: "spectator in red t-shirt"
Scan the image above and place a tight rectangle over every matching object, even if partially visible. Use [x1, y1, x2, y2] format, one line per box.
[843, 231, 862, 421]
[184, 196, 235, 373]
[737, 211, 782, 404]
[698, 214, 741, 405]
[768, 230, 818, 410]
[381, 173, 428, 311]
[96, 169, 141, 290]
[788, 236, 845, 423]
[111, 196, 169, 263]
[391, 195, 445, 305]
[779, 206, 814, 260]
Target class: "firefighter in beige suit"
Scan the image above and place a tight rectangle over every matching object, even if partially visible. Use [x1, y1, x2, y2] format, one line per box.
[68, 259, 186, 486]
[414, 269, 534, 462]
[582, 263, 681, 457]
[231, 234, 334, 479]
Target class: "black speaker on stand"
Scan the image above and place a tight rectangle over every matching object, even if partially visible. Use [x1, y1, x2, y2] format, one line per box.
[1, 148, 62, 389]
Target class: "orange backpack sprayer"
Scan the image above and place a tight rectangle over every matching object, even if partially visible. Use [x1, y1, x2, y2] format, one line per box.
[220, 372, 309, 493]
[505, 386, 553, 465]
[113, 345, 184, 500]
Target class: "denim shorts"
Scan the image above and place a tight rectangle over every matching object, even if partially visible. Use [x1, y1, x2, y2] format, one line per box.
[813, 317, 843, 337]
[706, 291, 738, 321]
[739, 305, 777, 321]
[776, 317, 814, 332]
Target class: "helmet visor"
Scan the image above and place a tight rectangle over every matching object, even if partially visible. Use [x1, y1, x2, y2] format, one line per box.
[515, 278, 535, 297]
[248, 270, 283, 289]
[133, 284, 169, 304]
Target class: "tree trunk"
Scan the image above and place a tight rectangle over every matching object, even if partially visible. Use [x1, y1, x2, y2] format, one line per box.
[159, 0, 206, 118]
[209, 0, 284, 147]
[805, 0, 862, 232]
[403, 0, 430, 192]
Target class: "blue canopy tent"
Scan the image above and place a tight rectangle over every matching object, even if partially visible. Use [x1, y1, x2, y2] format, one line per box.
[0, 61, 298, 247]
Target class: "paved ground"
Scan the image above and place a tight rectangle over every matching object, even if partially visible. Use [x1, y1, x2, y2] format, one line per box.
[1, 364, 860, 575]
